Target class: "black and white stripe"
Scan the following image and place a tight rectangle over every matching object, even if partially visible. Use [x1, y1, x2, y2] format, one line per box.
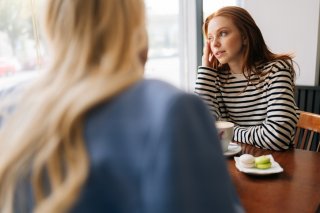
[195, 60, 299, 150]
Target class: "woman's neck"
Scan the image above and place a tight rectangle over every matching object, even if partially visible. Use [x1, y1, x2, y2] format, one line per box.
[230, 69, 243, 74]
[228, 62, 244, 74]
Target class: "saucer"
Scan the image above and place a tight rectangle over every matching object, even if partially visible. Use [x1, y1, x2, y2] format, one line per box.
[224, 143, 242, 157]
[234, 154, 284, 175]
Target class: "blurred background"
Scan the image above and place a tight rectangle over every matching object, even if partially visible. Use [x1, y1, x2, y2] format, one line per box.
[0, 0, 319, 104]
[0, 0, 241, 91]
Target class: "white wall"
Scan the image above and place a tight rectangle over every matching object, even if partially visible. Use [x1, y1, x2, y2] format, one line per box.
[242, 0, 320, 86]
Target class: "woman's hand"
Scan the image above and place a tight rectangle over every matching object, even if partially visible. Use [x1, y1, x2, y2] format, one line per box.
[201, 40, 214, 68]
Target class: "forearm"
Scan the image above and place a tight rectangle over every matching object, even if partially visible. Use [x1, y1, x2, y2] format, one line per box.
[233, 121, 295, 150]
[233, 99, 298, 150]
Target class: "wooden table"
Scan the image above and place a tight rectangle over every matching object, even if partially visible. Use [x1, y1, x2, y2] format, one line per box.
[227, 143, 320, 213]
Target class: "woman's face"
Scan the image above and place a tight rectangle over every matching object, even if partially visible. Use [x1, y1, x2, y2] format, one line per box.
[207, 16, 244, 68]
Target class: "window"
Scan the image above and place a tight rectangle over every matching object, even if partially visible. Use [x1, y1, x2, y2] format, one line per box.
[144, 0, 180, 87]
[0, 0, 39, 89]
[1, 0, 195, 91]
[1, 1, 229, 92]
[203, 0, 242, 18]
[144, 0, 199, 91]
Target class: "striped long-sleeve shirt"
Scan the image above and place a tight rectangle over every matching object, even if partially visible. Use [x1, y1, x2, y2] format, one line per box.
[195, 60, 299, 150]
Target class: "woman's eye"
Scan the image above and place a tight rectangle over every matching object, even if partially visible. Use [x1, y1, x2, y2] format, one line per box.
[220, 31, 227, 37]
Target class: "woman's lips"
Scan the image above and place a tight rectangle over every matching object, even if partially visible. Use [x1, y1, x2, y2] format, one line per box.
[215, 51, 225, 58]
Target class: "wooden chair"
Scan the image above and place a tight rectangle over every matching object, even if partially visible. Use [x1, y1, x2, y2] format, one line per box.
[294, 111, 320, 151]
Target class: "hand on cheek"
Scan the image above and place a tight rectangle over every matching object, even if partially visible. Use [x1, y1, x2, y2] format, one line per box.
[202, 40, 214, 67]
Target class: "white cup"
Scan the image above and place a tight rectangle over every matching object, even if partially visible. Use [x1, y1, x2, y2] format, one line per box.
[215, 121, 234, 152]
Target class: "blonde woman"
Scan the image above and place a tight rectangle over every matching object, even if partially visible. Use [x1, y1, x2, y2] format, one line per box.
[0, 0, 243, 213]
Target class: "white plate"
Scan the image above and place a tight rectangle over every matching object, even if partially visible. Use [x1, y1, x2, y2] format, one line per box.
[234, 154, 283, 175]
[224, 143, 242, 157]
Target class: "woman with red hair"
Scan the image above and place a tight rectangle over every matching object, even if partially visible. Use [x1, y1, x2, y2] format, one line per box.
[195, 6, 299, 151]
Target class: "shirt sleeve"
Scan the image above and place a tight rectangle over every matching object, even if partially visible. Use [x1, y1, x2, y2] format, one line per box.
[142, 93, 244, 213]
[194, 66, 222, 120]
[233, 65, 299, 150]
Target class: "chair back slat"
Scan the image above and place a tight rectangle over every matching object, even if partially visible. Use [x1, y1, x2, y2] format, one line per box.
[306, 132, 314, 150]
[294, 129, 300, 147]
[294, 111, 320, 152]
[300, 130, 308, 148]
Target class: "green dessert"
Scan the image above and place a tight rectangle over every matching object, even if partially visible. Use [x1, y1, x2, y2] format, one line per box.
[255, 155, 271, 169]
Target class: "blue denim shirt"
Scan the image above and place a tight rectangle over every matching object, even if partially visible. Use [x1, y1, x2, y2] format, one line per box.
[12, 79, 243, 213]
[71, 79, 243, 213]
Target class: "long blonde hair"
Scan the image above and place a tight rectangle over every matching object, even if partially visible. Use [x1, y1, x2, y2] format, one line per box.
[0, 0, 147, 212]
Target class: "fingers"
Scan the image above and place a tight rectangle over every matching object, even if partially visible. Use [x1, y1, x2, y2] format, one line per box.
[202, 40, 213, 67]
[203, 40, 209, 55]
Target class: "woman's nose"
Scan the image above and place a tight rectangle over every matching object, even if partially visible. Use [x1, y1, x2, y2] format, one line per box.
[213, 38, 220, 47]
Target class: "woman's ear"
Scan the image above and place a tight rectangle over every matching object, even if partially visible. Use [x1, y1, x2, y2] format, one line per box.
[242, 36, 247, 46]
[138, 28, 148, 68]
[139, 45, 148, 67]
